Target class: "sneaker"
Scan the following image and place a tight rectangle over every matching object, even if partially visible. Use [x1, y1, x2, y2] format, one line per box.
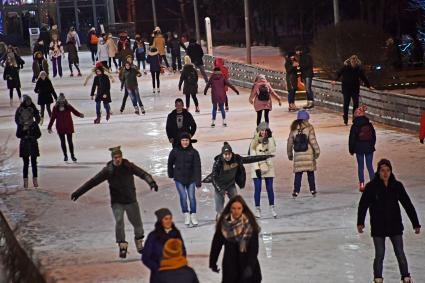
[190, 213, 198, 226]
[255, 207, 261, 219]
[292, 192, 298, 198]
[64, 156, 68, 162]
[118, 242, 128, 259]
[134, 106, 140, 115]
[359, 182, 365, 192]
[211, 120, 215, 128]
[135, 238, 144, 254]
[140, 106, 146, 114]
[33, 177, 38, 188]
[270, 205, 277, 218]
[184, 213, 190, 226]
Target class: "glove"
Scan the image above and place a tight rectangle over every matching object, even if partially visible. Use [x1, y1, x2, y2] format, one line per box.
[421, 139, 424, 144]
[80, 114, 85, 118]
[151, 183, 158, 192]
[210, 265, 220, 273]
[71, 192, 79, 201]
[255, 169, 262, 179]
[235, 90, 240, 95]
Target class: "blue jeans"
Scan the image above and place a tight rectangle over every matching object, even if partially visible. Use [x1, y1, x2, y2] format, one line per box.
[294, 171, 316, 193]
[304, 77, 314, 101]
[356, 153, 374, 183]
[175, 181, 196, 214]
[288, 89, 296, 104]
[212, 103, 225, 120]
[96, 101, 111, 115]
[126, 88, 143, 107]
[253, 177, 275, 206]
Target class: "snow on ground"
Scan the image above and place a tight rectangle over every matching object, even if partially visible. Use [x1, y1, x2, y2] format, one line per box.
[0, 52, 424, 282]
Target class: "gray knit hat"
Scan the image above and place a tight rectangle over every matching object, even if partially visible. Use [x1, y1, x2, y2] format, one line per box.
[155, 208, 172, 222]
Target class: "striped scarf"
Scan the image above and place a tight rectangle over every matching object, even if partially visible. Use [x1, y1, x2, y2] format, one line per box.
[221, 213, 253, 252]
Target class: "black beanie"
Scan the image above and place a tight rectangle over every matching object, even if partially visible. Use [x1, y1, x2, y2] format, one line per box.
[221, 142, 232, 154]
[179, 132, 191, 141]
[155, 208, 172, 222]
[377, 159, 392, 171]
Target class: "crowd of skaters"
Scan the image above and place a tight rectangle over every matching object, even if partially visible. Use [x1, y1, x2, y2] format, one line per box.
[1, 24, 425, 283]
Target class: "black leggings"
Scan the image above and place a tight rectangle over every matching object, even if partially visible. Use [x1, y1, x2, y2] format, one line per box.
[22, 156, 37, 178]
[59, 133, 74, 157]
[160, 55, 169, 68]
[185, 93, 199, 108]
[151, 71, 160, 89]
[343, 92, 360, 121]
[69, 62, 81, 74]
[40, 104, 52, 118]
[9, 88, 22, 99]
[256, 109, 270, 125]
[109, 57, 118, 69]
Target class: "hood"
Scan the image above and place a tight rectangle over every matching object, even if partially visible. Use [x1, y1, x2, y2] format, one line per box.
[214, 58, 225, 67]
[353, 116, 370, 126]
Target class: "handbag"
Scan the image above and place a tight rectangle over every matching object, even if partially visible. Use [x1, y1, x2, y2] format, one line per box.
[259, 161, 269, 175]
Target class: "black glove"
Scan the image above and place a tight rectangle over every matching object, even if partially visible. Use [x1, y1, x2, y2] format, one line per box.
[71, 192, 79, 201]
[421, 139, 424, 144]
[255, 169, 262, 179]
[151, 183, 158, 192]
[235, 90, 240, 95]
[210, 265, 220, 273]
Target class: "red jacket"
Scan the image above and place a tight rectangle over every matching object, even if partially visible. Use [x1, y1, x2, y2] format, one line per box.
[48, 104, 82, 135]
[420, 112, 425, 140]
[214, 58, 229, 92]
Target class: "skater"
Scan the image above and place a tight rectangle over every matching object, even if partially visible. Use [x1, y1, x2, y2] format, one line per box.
[357, 159, 421, 283]
[38, 25, 50, 58]
[209, 195, 262, 283]
[204, 67, 239, 127]
[65, 27, 81, 52]
[147, 47, 162, 93]
[186, 39, 208, 82]
[332, 55, 372, 125]
[168, 132, 202, 226]
[133, 34, 147, 72]
[49, 33, 64, 78]
[214, 58, 230, 111]
[66, 38, 81, 77]
[15, 95, 41, 189]
[349, 105, 376, 192]
[295, 46, 315, 109]
[166, 98, 197, 147]
[249, 74, 282, 126]
[3, 58, 22, 106]
[106, 33, 119, 72]
[152, 239, 199, 283]
[142, 208, 186, 282]
[71, 146, 158, 258]
[90, 64, 112, 124]
[167, 33, 183, 72]
[34, 71, 57, 125]
[287, 110, 320, 197]
[152, 27, 169, 68]
[118, 55, 137, 113]
[120, 61, 145, 115]
[97, 36, 109, 68]
[419, 112, 425, 144]
[47, 93, 84, 162]
[250, 122, 277, 218]
[178, 56, 199, 112]
[117, 32, 132, 67]
[1, 45, 24, 68]
[32, 51, 49, 83]
[87, 27, 98, 65]
[284, 52, 299, 111]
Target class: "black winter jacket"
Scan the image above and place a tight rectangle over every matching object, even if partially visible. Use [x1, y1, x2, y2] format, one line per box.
[34, 78, 57, 105]
[349, 116, 376, 155]
[285, 59, 298, 91]
[167, 38, 183, 56]
[3, 65, 21, 89]
[152, 266, 199, 283]
[357, 174, 421, 237]
[166, 109, 197, 142]
[299, 53, 314, 79]
[121, 67, 141, 90]
[178, 64, 198, 94]
[186, 43, 204, 66]
[168, 143, 201, 187]
[147, 53, 162, 72]
[90, 74, 111, 102]
[72, 159, 156, 204]
[335, 65, 370, 94]
[15, 103, 41, 158]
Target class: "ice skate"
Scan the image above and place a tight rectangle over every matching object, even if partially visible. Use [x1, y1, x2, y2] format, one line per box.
[211, 120, 215, 128]
[195, 106, 200, 113]
[118, 242, 128, 259]
[359, 182, 365, 192]
[225, 105, 229, 112]
[288, 103, 299, 112]
[70, 72, 74, 77]
[190, 213, 198, 226]
[94, 115, 101, 124]
[23, 178, 28, 189]
[77, 72, 82, 77]
[303, 100, 314, 109]
[255, 207, 261, 218]
[223, 119, 227, 127]
[292, 192, 298, 198]
[373, 278, 383, 283]
[40, 116, 44, 126]
[106, 111, 111, 121]
[402, 277, 413, 283]
[64, 155, 68, 162]
[135, 238, 144, 254]
[184, 213, 190, 226]
[9, 99, 13, 107]
[270, 205, 277, 218]
[33, 178, 38, 188]
[71, 155, 77, 162]
[157, 88, 160, 93]
[152, 88, 156, 94]
[311, 190, 317, 197]
[140, 106, 146, 114]
[134, 106, 140, 115]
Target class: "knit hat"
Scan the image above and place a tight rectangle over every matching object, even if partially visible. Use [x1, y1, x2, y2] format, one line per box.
[255, 74, 266, 82]
[354, 105, 367, 118]
[159, 239, 188, 271]
[256, 122, 269, 132]
[221, 142, 233, 154]
[297, 110, 310, 121]
[179, 132, 191, 141]
[155, 208, 172, 222]
[184, 55, 192, 65]
[377, 159, 392, 171]
[109, 146, 122, 157]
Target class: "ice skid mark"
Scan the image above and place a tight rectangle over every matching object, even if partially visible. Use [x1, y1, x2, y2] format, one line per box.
[198, 185, 214, 207]
[261, 231, 273, 258]
[158, 186, 177, 201]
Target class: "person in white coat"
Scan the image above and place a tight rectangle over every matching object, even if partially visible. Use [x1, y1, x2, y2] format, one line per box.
[97, 37, 109, 68]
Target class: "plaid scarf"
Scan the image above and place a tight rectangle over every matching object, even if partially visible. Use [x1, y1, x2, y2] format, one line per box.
[221, 213, 253, 252]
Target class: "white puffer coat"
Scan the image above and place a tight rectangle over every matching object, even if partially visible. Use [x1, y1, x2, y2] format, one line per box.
[250, 133, 276, 178]
[287, 121, 320, 173]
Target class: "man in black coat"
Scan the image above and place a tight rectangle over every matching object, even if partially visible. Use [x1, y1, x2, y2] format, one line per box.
[357, 159, 421, 283]
[71, 146, 159, 259]
[186, 39, 208, 82]
[296, 46, 314, 109]
[166, 98, 197, 147]
[167, 33, 184, 72]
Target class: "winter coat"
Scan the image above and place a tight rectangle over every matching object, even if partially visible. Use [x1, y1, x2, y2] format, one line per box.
[121, 67, 141, 90]
[15, 103, 41, 158]
[178, 64, 198, 94]
[48, 104, 82, 135]
[152, 266, 199, 283]
[72, 159, 156, 204]
[211, 154, 247, 192]
[335, 64, 370, 95]
[249, 79, 280, 112]
[97, 42, 109, 62]
[32, 57, 49, 79]
[90, 74, 111, 103]
[34, 78, 57, 105]
[133, 40, 146, 60]
[147, 52, 162, 72]
[420, 112, 425, 141]
[66, 31, 81, 49]
[3, 64, 21, 89]
[285, 59, 298, 92]
[348, 116, 376, 155]
[152, 34, 166, 55]
[39, 28, 51, 48]
[106, 38, 118, 58]
[167, 38, 182, 56]
[214, 58, 229, 92]
[87, 30, 98, 50]
[142, 227, 186, 282]
[204, 71, 238, 104]
[166, 109, 197, 142]
[66, 42, 79, 64]
[186, 42, 204, 66]
[298, 53, 314, 79]
[118, 38, 132, 61]
[357, 174, 421, 237]
[49, 40, 64, 59]
[250, 134, 276, 178]
[287, 121, 320, 173]
[210, 227, 262, 283]
[168, 143, 201, 187]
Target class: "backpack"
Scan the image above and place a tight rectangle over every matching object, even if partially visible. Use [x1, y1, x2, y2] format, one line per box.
[90, 34, 99, 45]
[186, 69, 198, 85]
[357, 123, 373, 141]
[293, 128, 309, 152]
[257, 84, 270, 101]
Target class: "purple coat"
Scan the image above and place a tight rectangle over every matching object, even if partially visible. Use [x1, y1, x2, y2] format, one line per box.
[204, 72, 238, 104]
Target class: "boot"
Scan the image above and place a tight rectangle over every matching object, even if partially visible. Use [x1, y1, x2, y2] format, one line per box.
[359, 182, 365, 193]
[402, 277, 413, 283]
[270, 205, 277, 218]
[134, 238, 144, 254]
[184, 213, 190, 226]
[190, 213, 198, 226]
[94, 114, 101, 124]
[140, 106, 146, 114]
[23, 178, 28, 189]
[374, 278, 383, 283]
[134, 106, 140, 115]
[118, 242, 128, 259]
[33, 177, 38, 188]
[222, 119, 227, 127]
[303, 100, 314, 109]
[106, 111, 111, 121]
[255, 207, 261, 218]
[211, 120, 215, 128]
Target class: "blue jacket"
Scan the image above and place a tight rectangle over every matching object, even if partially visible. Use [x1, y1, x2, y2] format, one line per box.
[147, 53, 161, 72]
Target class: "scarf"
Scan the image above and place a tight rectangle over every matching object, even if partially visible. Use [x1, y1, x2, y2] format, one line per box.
[221, 213, 253, 252]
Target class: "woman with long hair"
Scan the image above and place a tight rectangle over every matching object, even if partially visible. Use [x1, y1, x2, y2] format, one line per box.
[209, 195, 262, 283]
[146, 47, 162, 94]
[34, 70, 57, 125]
[49, 33, 64, 78]
[3, 58, 21, 106]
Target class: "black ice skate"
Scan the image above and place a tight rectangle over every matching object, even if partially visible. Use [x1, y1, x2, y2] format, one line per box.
[118, 241, 128, 259]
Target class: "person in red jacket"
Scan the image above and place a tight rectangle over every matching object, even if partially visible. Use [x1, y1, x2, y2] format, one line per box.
[48, 93, 84, 162]
[214, 58, 230, 111]
[419, 112, 425, 144]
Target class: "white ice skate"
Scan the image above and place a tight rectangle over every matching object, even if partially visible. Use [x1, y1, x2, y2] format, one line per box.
[270, 205, 277, 218]
[118, 241, 128, 259]
[184, 213, 190, 226]
[222, 119, 227, 127]
[211, 120, 215, 128]
[403, 277, 413, 283]
[373, 278, 383, 283]
[255, 207, 261, 219]
[190, 213, 198, 227]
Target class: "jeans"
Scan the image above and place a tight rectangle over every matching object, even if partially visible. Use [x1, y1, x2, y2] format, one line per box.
[9, 88, 22, 99]
[68, 62, 81, 74]
[171, 53, 182, 71]
[356, 153, 374, 184]
[40, 103, 52, 118]
[256, 109, 270, 125]
[294, 171, 316, 193]
[195, 64, 208, 82]
[126, 88, 144, 107]
[185, 93, 199, 108]
[59, 133, 74, 157]
[160, 55, 169, 67]
[214, 185, 238, 213]
[112, 202, 144, 243]
[175, 181, 197, 213]
[373, 235, 410, 280]
[212, 103, 225, 120]
[96, 101, 111, 115]
[52, 56, 62, 77]
[90, 47, 97, 63]
[343, 91, 360, 121]
[151, 71, 160, 89]
[22, 156, 37, 178]
[304, 77, 314, 101]
[288, 89, 296, 104]
[253, 177, 275, 206]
